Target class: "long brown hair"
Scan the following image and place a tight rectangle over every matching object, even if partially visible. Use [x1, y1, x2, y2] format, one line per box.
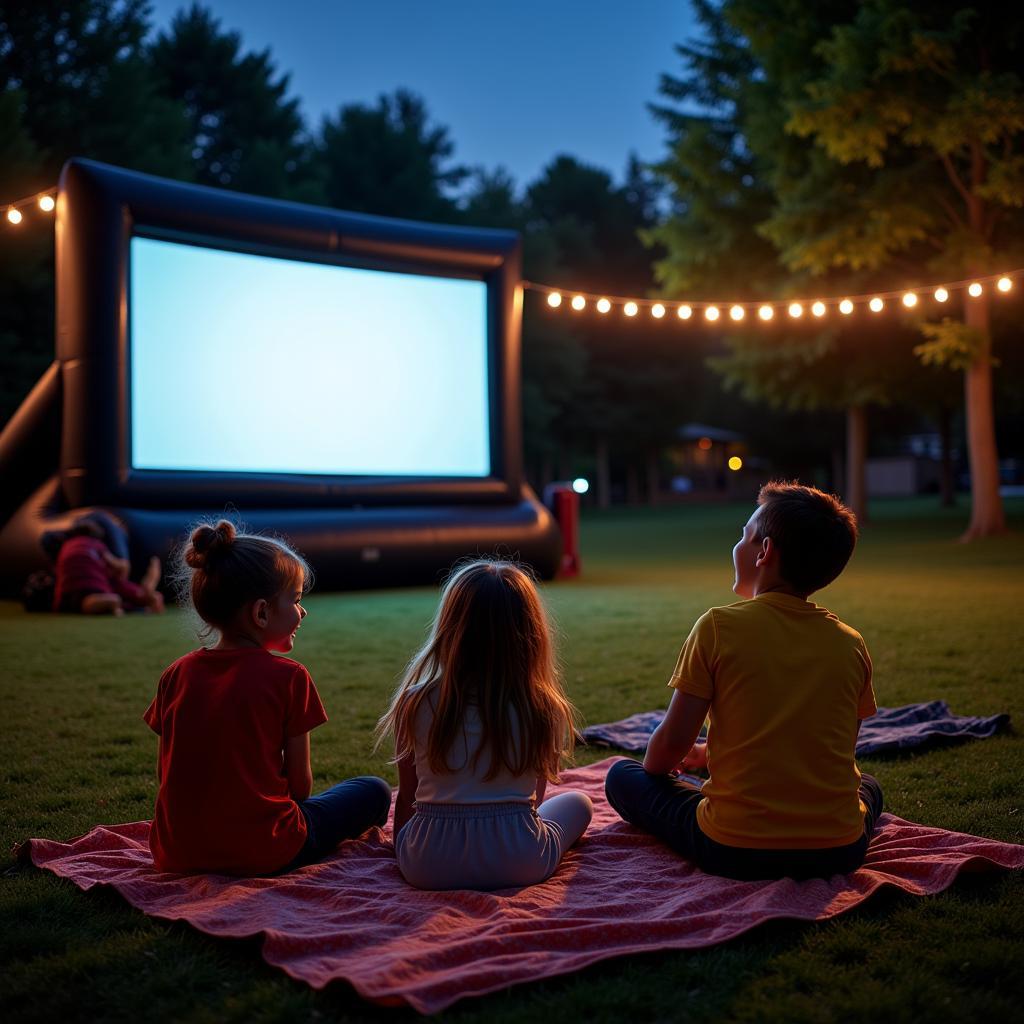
[376, 559, 578, 783]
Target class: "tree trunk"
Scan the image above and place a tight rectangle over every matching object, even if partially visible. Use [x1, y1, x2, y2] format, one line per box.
[845, 404, 868, 524]
[937, 406, 955, 508]
[595, 438, 611, 510]
[831, 447, 844, 496]
[626, 463, 640, 506]
[961, 293, 1006, 538]
[646, 449, 660, 506]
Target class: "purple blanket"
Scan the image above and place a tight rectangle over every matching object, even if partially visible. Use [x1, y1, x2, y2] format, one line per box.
[582, 700, 1009, 757]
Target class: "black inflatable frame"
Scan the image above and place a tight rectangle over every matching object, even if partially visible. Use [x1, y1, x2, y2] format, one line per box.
[0, 159, 560, 594]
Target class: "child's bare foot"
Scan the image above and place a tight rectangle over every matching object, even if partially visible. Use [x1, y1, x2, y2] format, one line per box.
[147, 590, 165, 614]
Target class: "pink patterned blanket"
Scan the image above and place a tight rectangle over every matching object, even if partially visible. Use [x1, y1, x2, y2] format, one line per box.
[27, 757, 1024, 1014]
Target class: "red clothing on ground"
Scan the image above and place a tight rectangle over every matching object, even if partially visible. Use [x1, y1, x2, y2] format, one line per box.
[143, 647, 328, 875]
[52, 535, 148, 610]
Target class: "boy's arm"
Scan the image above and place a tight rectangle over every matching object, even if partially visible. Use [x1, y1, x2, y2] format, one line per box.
[644, 690, 711, 775]
[393, 749, 418, 837]
[283, 732, 313, 802]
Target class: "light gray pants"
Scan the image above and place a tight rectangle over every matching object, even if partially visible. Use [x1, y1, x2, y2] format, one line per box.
[395, 791, 593, 891]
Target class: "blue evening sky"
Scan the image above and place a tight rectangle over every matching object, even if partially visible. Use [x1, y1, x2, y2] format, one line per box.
[146, 0, 700, 190]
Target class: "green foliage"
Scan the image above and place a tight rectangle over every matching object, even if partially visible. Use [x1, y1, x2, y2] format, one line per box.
[317, 89, 467, 221]
[148, 4, 314, 199]
[914, 317, 988, 371]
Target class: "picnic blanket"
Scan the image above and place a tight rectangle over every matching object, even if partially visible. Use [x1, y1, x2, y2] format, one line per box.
[25, 757, 1024, 1014]
[582, 700, 1010, 756]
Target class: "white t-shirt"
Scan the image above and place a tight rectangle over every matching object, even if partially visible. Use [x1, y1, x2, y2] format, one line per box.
[411, 689, 537, 805]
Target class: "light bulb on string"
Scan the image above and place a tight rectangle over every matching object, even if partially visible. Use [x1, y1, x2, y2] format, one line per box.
[839, 299, 854, 315]
[788, 302, 803, 318]
[811, 301, 826, 317]
[869, 297, 884, 313]
[651, 303, 666, 319]
[997, 277, 1012, 292]
[596, 297, 611, 314]
[729, 304, 745, 321]
[624, 301, 638, 317]
[6, 207, 22, 225]
[968, 282, 983, 297]
[677, 304, 692, 320]
[705, 306, 720, 322]
[758, 305, 774, 321]
[934, 287, 949, 303]
[571, 295, 586, 311]
[902, 292, 918, 308]
[547, 292, 562, 308]
[38, 194, 55, 213]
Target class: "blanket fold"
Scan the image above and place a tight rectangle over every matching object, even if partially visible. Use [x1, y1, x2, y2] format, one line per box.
[27, 757, 1024, 1015]
[581, 701, 1010, 756]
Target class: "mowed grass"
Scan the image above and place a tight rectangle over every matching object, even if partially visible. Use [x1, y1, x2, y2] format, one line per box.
[1, 497, 1023, 1023]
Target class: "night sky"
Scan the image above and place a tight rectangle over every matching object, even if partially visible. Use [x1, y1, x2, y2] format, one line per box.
[146, 0, 700, 190]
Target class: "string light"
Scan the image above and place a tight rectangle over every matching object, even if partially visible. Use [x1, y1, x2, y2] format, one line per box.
[529, 270, 1021, 326]
[3, 184, 1022, 330]
[2, 187, 57, 226]
[728, 456, 743, 471]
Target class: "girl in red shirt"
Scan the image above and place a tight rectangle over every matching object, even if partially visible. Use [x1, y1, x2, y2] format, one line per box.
[144, 520, 391, 875]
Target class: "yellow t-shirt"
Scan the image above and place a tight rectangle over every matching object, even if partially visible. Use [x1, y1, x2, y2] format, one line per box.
[670, 592, 876, 849]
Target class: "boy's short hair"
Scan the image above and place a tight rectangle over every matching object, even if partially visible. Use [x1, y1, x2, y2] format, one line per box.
[755, 481, 858, 595]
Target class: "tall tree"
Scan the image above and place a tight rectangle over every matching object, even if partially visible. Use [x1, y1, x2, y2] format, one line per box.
[0, 0, 192, 423]
[148, 3, 316, 199]
[317, 90, 466, 221]
[768, 0, 1024, 537]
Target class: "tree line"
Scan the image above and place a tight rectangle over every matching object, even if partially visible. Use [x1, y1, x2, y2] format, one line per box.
[2, 1, 1021, 530]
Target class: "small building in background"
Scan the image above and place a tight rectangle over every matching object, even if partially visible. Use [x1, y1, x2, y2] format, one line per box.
[668, 423, 758, 499]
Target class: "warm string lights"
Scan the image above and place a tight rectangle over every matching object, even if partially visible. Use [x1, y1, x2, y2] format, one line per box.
[4, 188, 57, 226]
[528, 272, 1019, 325]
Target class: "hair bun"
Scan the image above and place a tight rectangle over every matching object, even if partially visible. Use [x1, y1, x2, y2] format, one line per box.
[184, 520, 236, 569]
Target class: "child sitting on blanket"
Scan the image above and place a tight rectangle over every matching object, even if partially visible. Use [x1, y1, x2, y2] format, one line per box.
[605, 481, 884, 880]
[377, 559, 593, 890]
[144, 520, 391, 875]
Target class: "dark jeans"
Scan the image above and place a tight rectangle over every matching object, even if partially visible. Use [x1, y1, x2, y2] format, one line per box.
[284, 775, 392, 871]
[605, 759, 884, 881]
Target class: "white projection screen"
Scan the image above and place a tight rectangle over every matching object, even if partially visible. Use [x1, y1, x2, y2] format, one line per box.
[129, 236, 491, 478]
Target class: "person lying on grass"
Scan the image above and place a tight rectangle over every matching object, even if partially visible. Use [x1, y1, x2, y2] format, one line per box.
[52, 519, 164, 615]
[143, 520, 391, 876]
[605, 481, 884, 880]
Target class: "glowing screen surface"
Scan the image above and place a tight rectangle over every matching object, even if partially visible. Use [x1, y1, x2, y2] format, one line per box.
[129, 236, 491, 477]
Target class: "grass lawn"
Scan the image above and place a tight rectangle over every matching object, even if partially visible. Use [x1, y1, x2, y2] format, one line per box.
[2, 497, 1023, 1023]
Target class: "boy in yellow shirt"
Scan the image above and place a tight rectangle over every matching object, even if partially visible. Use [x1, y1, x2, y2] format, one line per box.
[605, 481, 883, 880]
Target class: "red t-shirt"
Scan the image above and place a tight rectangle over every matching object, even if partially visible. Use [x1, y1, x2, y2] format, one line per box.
[143, 647, 327, 874]
[53, 536, 111, 607]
